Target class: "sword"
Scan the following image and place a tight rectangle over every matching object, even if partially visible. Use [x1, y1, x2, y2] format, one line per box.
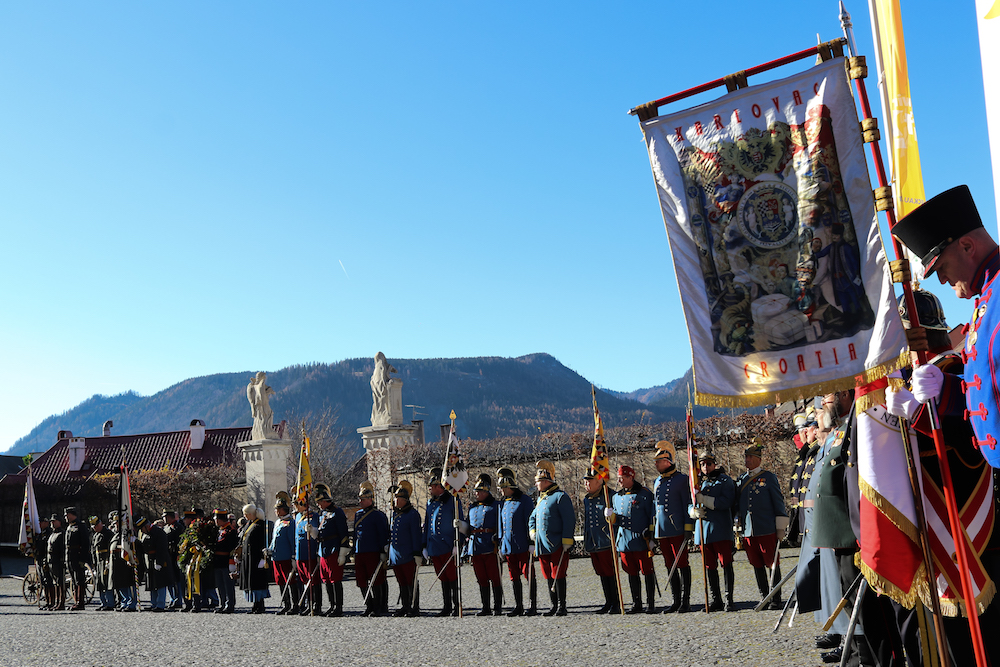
[839, 580, 868, 667]
[295, 560, 323, 611]
[363, 558, 387, 605]
[278, 568, 298, 608]
[772, 589, 797, 633]
[753, 563, 797, 611]
[664, 537, 689, 591]
[822, 571, 864, 631]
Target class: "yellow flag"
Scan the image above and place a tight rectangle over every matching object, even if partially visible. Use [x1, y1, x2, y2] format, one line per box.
[295, 438, 313, 504]
[870, 0, 925, 218]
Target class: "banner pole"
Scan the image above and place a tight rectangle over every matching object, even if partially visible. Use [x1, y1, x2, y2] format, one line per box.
[686, 391, 710, 612]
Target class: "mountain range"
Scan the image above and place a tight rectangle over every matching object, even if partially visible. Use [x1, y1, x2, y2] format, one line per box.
[7, 354, 704, 458]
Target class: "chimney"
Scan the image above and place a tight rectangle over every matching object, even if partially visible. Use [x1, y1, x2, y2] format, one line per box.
[68, 438, 86, 472]
[412, 419, 424, 445]
[57, 430, 73, 440]
[190, 419, 206, 450]
[102, 420, 113, 436]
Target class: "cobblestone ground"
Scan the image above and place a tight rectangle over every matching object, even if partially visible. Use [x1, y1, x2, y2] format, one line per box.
[0, 549, 831, 667]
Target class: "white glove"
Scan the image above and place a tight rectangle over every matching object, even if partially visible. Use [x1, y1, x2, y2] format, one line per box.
[603, 507, 614, 518]
[338, 546, 350, 566]
[529, 529, 536, 541]
[379, 552, 388, 564]
[911, 364, 944, 403]
[307, 524, 319, 539]
[886, 385, 921, 421]
[688, 506, 707, 520]
[528, 545, 535, 556]
[775, 515, 790, 536]
[257, 559, 267, 569]
[154, 563, 162, 571]
[228, 563, 237, 573]
[695, 492, 715, 510]
[456, 520, 471, 535]
[422, 548, 429, 560]
[383, 544, 390, 554]
[415, 556, 424, 567]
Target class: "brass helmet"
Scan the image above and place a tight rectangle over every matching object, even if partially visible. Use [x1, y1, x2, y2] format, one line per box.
[654, 440, 677, 464]
[496, 466, 517, 489]
[394, 480, 413, 500]
[359, 481, 375, 500]
[314, 483, 333, 503]
[535, 459, 555, 482]
[274, 490, 292, 511]
[745, 436, 765, 458]
[474, 473, 492, 492]
[428, 467, 444, 487]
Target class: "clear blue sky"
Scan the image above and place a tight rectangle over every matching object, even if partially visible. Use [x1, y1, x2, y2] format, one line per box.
[0, 1, 991, 452]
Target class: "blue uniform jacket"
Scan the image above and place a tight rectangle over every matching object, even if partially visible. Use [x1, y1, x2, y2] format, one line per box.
[269, 514, 295, 562]
[736, 469, 787, 537]
[317, 506, 349, 558]
[582, 488, 612, 553]
[353, 506, 390, 554]
[498, 490, 533, 556]
[611, 484, 655, 553]
[959, 248, 1000, 466]
[528, 484, 575, 556]
[653, 470, 693, 539]
[294, 511, 319, 561]
[465, 495, 498, 557]
[423, 491, 464, 558]
[692, 468, 736, 545]
[390, 504, 422, 566]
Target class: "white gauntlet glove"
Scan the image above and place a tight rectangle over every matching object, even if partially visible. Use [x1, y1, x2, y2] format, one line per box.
[338, 546, 350, 566]
[911, 364, 944, 403]
[307, 524, 319, 540]
[455, 519, 471, 535]
[886, 385, 921, 421]
[695, 492, 715, 510]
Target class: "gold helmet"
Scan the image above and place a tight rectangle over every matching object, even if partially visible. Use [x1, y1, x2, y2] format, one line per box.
[359, 481, 375, 499]
[654, 440, 677, 464]
[535, 459, 555, 482]
[745, 436, 765, 458]
[314, 483, 333, 503]
[394, 480, 413, 500]
[474, 473, 492, 492]
[274, 490, 292, 511]
[496, 466, 517, 489]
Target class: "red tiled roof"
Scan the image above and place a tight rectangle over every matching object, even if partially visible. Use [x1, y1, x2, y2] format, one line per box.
[0, 427, 255, 496]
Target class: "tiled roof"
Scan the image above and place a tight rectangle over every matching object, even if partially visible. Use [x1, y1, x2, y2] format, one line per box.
[0, 426, 257, 496]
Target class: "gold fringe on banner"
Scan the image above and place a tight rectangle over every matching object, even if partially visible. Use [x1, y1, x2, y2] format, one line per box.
[854, 375, 906, 413]
[694, 350, 910, 408]
[858, 555, 929, 611]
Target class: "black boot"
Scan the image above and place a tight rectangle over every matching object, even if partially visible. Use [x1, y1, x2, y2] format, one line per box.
[508, 579, 524, 616]
[663, 571, 682, 613]
[436, 581, 453, 617]
[723, 564, 736, 611]
[707, 569, 723, 611]
[395, 585, 412, 617]
[450, 580, 461, 617]
[627, 575, 643, 614]
[477, 585, 492, 616]
[407, 583, 420, 617]
[543, 580, 559, 616]
[289, 581, 302, 616]
[767, 563, 783, 610]
[596, 576, 614, 614]
[334, 582, 344, 617]
[492, 583, 503, 616]
[311, 582, 323, 616]
[644, 572, 658, 614]
[324, 583, 338, 617]
[524, 576, 538, 616]
[678, 567, 692, 613]
[753, 566, 770, 603]
[253, 599, 265, 614]
[370, 584, 386, 617]
[555, 578, 567, 616]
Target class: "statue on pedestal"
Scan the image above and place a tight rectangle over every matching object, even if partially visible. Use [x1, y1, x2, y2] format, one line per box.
[247, 371, 276, 440]
[370, 352, 397, 426]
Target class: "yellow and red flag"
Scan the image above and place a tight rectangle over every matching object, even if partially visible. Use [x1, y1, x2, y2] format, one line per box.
[294, 437, 313, 504]
[590, 386, 610, 479]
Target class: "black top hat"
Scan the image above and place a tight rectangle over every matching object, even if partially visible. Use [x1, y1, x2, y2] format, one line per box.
[892, 185, 984, 277]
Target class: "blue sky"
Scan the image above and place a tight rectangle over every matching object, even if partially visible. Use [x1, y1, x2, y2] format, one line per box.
[0, 1, 991, 452]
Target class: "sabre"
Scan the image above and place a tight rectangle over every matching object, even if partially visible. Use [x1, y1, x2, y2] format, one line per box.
[753, 563, 797, 611]
[822, 571, 864, 631]
[363, 558, 387, 606]
[839, 580, 868, 667]
[663, 536, 689, 592]
[787, 599, 798, 628]
[295, 560, 323, 611]
[278, 567, 298, 608]
[772, 589, 797, 633]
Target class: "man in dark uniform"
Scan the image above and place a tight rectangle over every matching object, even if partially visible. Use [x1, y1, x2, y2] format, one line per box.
[423, 466, 464, 617]
[269, 492, 299, 615]
[213, 509, 238, 613]
[293, 496, 321, 616]
[736, 438, 789, 609]
[34, 516, 52, 609]
[90, 515, 115, 611]
[465, 473, 502, 616]
[107, 511, 137, 612]
[583, 468, 620, 614]
[652, 441, 693, 614]
[63, 507, 91, 611]
[389, 480, 422, 617]
[46, 514, 66, 611]
[161, 510, 183, 609]
[610, 464, 658, 614]
[497, 466, 537, 616]
[528, 460, 575, 617]
[314, 482, 349, 617]
[354, 481, 390, 617]
[135, 515, 174, 612]
[690, 450, 737, 611]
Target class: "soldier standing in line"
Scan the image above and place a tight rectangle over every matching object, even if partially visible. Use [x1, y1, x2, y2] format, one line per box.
[609, 465, 659, 614]
[582, 469, 621, 614]
[497, 466, 537, 617]
[34, 516, 52, 609]
[162, 510, 183, 609]
[90, 515, 115, 611]
[135, 515, 173, 612]
[528, 460, 575, 617]
[354, 481, 391, 617]
[423, 467, 464, 617]
[192, 508, 219, 609]
[213, 509, 238, 614]
[389, 481, 422, 617]
[689, 451, 737, 611]
[314, 483, 349, 617]
[269, 492, 299, 615]
[293, 496, 322, 616]
[736, 438, 789, 609]
[651, 442, 694, 614]
[465, 473, 502, 616]
[46, 514, 66, 611]
[107, 512, 137, 612]
[64, 507, 91, 611]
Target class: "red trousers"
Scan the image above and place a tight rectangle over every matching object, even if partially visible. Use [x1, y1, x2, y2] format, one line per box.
[589, 549, 616, 577]
[505, 552, 532, 581]
[319, 553, 345, 583]
[658, 535, 689, 569]
[471, 553, 501, 586]
[701, 540, 734, 569]
[431, 553, 458, 582]
[354, 552, 387, 589]
[296, 558, 320, 587]
[620, 550, 654, 576]
[393, 560, 416, 587]
[743, 533, 778, 568]
[538, 548, 569, 580]
[272, 560, 294, 588]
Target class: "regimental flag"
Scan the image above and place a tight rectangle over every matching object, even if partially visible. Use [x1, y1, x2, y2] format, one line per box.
[639, 58, 906, 407]
[590, 386, 610, 480]
[17, 465, 40, 556]
[977, 0, 1000, 239]
[116, 463, 136, 565]
[294, 437, 313, 505]
[442, 420, 468, 495]
[869, 0, 926, 221]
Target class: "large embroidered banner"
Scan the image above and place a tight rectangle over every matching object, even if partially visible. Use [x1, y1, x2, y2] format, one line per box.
[641, 59, 906, 406]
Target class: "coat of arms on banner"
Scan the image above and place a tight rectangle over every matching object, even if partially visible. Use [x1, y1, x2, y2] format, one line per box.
[641, 59, 906, 406]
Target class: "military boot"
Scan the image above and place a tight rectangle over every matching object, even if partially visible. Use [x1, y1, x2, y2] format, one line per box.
[596, 576, 613, 614]
[644, 572, 658, 614]
[324, 583, 338, 617]
[544, 580, 559, 616]
[436, 580, 453, 617]
[395, 586, 411, 617]
[450, 580, 461, 617]
[407, 584, 421, 617]
[753, 566, 770, 603]
[508, 579, 524, 616]
[678, 567, 692, 613]
[606, 576, 623, 614]
[767, 563, 783, 610]
[723, 564, 736, 611]
[524, 576, 538, 616]
[477, 585, 492, 616]
[369, 584, 386, 617]
[310, 583, 324, 616]
[707, 568, 724, 611]
[492, 583, 503, 616]
[626, 575, 643, 614]
[555, 579, 568, 616]
[663, 571, 682, 613]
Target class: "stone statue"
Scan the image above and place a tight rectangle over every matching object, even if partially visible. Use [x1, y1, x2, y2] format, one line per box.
[247, 371, 276, 440]
[370, 352, 397, 426]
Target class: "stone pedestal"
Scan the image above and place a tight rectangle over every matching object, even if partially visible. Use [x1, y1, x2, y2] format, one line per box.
[357, 424, 418, 497]
[238, 438, 293, 522]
